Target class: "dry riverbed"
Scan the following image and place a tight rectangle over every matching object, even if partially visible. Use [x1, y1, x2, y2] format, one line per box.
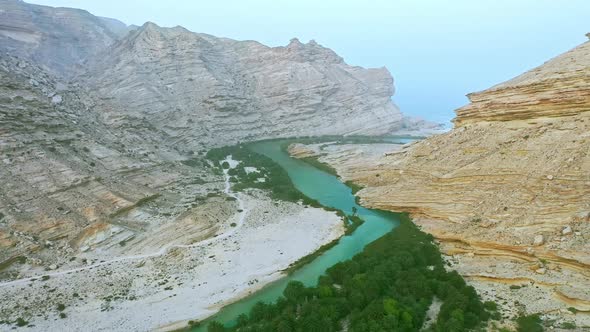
[0, 188, 344, 331]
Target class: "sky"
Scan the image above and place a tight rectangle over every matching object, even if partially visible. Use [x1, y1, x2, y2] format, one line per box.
[28, 0, 590, 124]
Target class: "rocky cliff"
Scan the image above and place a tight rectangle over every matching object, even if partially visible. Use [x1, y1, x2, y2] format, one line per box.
[0, 53, 227, 279]
[289, 39, 590, 327]
[455, 39, 590, 125]
[82, 22, 401, 149]
[0, 0, 129, 77]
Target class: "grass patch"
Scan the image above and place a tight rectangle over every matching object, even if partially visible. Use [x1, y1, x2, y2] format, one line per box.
[109, 194, 161, 218]
[345, 215, 365, 235]
[0, 256, 26, 272]
[345, 180, 364, 194]
[283, 238, 340, 275]
[299, 156, 339, 177]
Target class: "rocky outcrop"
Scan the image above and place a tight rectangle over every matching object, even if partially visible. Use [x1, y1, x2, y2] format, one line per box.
[0, 0, 128, 77]
[0, 54, 225, 279]
[82, 22, 402, 148]
[290, 38, 590, 326]
[455, 39, 590, 125]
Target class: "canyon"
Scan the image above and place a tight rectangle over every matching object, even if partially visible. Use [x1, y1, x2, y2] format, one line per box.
[2, 0, 588, 330]
[289, 37, 590, 328]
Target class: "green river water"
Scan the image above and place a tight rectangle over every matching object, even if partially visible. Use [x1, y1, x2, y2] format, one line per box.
[193, 138, 411, 331]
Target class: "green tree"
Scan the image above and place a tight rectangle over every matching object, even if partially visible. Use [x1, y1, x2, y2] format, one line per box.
[207, 321, 225, 332]
[283, 281, 306, 302]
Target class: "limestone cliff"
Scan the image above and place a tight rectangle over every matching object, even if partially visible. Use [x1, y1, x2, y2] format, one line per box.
[82, 22, 401, 148]
[290, 39, 590, 325]
[0, 54, 226, 279]
[455, 39, 590, 125]
[0, 0, 128, 77]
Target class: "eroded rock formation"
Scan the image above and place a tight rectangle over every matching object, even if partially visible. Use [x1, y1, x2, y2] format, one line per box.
[0, 0, 129, 77]
[82, 22, 401, 149]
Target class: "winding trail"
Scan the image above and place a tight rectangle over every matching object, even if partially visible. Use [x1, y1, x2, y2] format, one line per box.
[0, 157, 248, 288]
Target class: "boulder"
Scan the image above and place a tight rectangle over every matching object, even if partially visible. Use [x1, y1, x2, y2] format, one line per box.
[533, 234, 545, 246]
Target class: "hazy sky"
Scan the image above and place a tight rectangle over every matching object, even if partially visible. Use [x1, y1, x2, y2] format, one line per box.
[29, 0, 590, 124]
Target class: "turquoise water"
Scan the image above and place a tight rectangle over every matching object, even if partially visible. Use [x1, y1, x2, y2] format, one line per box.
[192, 140, 404, 331]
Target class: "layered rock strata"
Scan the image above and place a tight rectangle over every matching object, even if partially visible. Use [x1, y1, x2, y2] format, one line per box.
[0, 0, 129, 77]
[82, 22, 402, 149]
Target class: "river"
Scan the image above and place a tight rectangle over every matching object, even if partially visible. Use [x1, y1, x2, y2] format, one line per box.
[193, 138, 409, 331]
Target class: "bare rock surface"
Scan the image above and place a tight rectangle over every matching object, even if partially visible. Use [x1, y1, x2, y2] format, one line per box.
[81, 22, 402, 149]
[0, 0, 129, 77]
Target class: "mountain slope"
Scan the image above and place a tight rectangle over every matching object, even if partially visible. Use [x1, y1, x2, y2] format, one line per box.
[0, 0, 128, 77]
[82, 22, 402, 148]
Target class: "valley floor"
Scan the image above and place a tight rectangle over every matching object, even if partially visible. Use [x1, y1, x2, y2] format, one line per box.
[0, 172, 344, 331]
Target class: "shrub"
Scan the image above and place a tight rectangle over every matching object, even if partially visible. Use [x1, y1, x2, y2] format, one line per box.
[15, 318, 28, 327]
[516, 314, 543, 332]
[561, 322, 576, 329]
[484, 301, 498, 311]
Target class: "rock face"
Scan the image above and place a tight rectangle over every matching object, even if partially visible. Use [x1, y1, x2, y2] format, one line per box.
[0, 53, 225, 278]
[0, 0, 129, 77]
[82, 22, 401, 149]
[290, 39, 590, 324]
[455, 40, 590, 125]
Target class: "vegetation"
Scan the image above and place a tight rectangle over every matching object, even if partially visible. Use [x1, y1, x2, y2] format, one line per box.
[299, 156, 339, 177]
[345, 215, 364, 235]
[283, 238, 340, 275]
[204, 216, 493, 332]
[207, 145, 321, 206]
[560, 322, 576, 330]
[15, 317, 28, 327]
[345, 180, 364, 195]
[516, 314, 543, 332]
